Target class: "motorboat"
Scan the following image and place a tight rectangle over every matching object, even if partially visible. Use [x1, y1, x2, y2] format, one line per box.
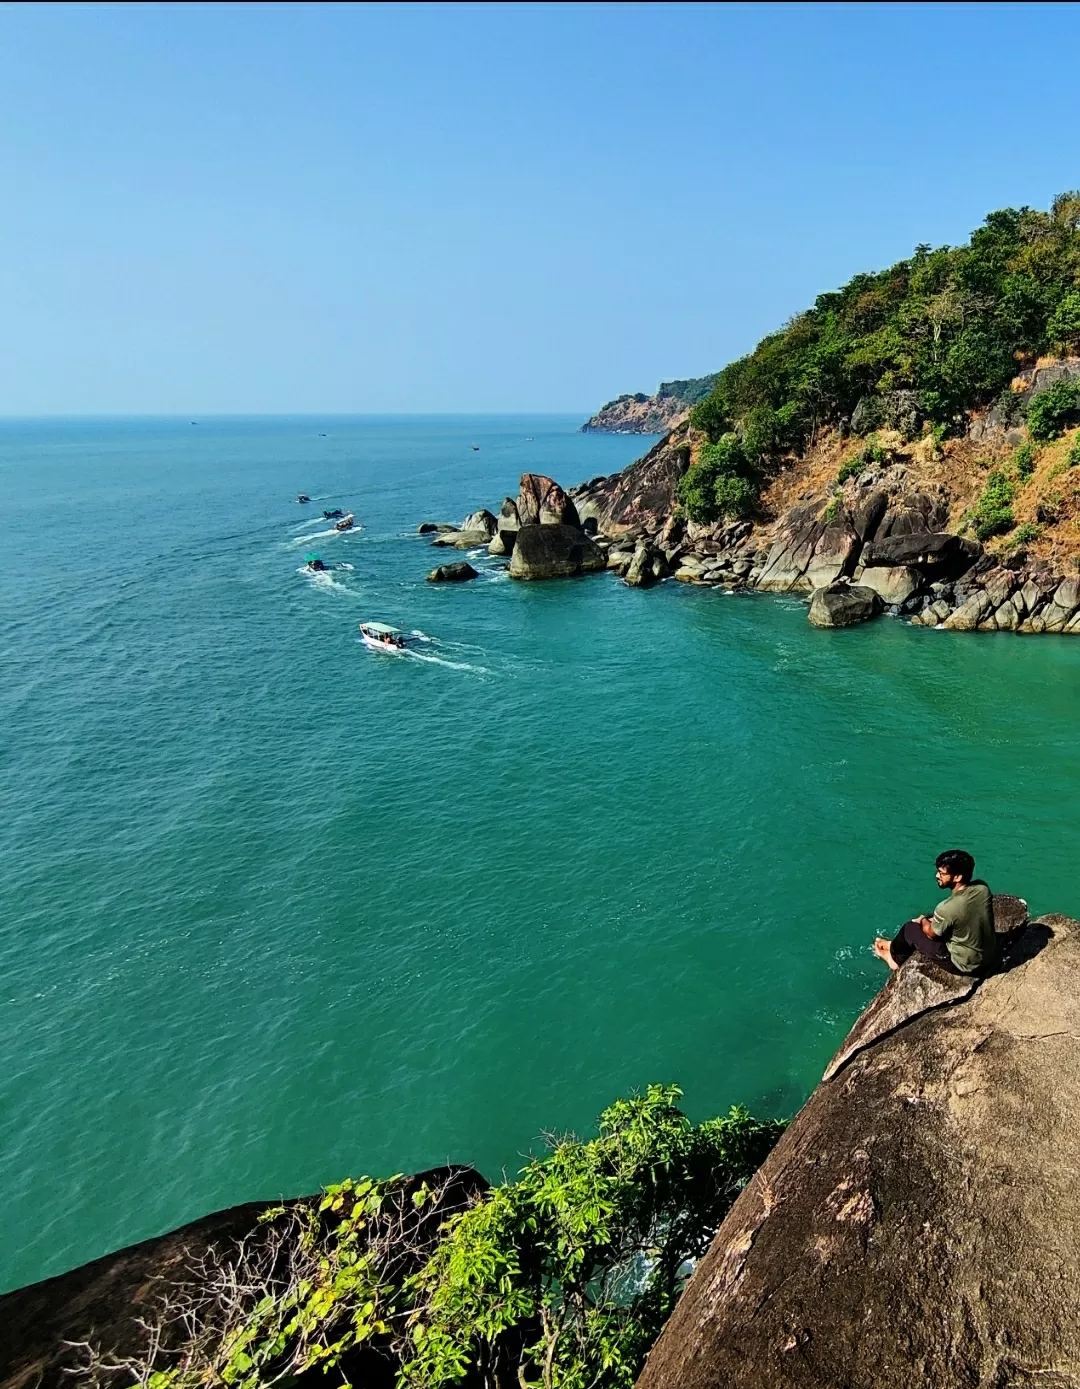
[297, 493, 311, 504]
[334, 512, 356, 531]
[304, 554, 327, 572]
[359, 622, 413, 652]
[323, 508, 344, 519]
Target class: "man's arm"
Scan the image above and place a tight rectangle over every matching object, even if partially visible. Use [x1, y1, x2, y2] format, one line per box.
[918, 914, 936, 938]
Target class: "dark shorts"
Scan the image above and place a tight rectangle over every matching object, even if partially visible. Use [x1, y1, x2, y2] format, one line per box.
[889, 919, 963, 974]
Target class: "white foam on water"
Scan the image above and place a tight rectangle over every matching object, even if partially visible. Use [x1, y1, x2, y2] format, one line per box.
[296, 566, 358, 595]
[406, 650, 490, 675]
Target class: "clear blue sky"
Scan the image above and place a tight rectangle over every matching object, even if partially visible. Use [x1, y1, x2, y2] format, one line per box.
[0, 1, 1075, 415]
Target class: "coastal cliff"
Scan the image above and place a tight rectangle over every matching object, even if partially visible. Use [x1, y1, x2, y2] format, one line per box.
[581, 375, 717, 434]
[636, 904, 1080, 1388]
[565, 359, 1080, 633]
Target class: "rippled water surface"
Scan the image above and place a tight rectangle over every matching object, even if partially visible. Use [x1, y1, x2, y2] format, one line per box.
[3, 414, 1079, 1291]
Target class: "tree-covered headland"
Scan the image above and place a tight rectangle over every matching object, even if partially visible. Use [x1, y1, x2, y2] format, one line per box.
[679, 193, 1080, 524]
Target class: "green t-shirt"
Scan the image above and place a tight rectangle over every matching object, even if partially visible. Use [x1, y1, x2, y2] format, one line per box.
[930, 880, 996, 973]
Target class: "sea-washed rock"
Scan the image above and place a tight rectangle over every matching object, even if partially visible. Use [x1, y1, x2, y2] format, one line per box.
[430, 530, 492, 550]
[807, 582, 883, 628]
[569, 429, 691, 536]
[487, 497, 521, 555]
[624, 539, 665, 588]
[942, 590, 993, 631]
[853, 564, 921, 605]
[426, 561, 479, 583]
[517, 474, 581, 528]
[418, 522, 458, 534]
[507, 524, 606, 580]
[804, 521, 861, 590]
[460, 509, 497, 539]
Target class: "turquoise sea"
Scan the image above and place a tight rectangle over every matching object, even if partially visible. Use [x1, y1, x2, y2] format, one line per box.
[3, 414, 1080, 1293]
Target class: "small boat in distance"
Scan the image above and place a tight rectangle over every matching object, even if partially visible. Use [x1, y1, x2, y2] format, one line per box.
[297, 493, 311, 504]
[334, 512, 356, 531]
[304, 554, 327, 572]
[471, 444, 480, 451]
[323, 507, 343, 519]
[359, 622, 414, 652]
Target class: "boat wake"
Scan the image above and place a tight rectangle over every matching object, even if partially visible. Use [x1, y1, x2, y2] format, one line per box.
[405, 650, 490, 675]
[296, 566, 358, 595]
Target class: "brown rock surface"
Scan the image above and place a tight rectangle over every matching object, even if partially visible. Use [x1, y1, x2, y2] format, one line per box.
[636, 913, 1080, 1389]
[507, 524, 606, 580]
[517, 473, 580, 529]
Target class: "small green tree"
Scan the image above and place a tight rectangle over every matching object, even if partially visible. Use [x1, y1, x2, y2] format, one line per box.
[676, 434, 759, 522]
[401, 1087, 783, 1389]
[970, 469, 1017, 540]
[1048, 291, 1080, 355]
[1027, 380, 1080, 440]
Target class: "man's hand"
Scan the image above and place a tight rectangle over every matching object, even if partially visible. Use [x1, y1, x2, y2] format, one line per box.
[919, 914, 936, 938]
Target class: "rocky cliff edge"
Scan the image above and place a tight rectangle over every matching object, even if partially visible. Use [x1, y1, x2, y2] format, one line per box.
[636, 905, 1080, 1389]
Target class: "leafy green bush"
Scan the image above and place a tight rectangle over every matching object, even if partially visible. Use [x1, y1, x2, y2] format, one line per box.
[1011, 522, 1043, 546]
[1048, 290, 1080, 353]
[79, 1088, 784, 1389]
[1012, 441, 1038, 478]
[970, 469, 1017, 540]
[676, 434, 760, 522]
[1027, 380, 1080, 440]
[1068, 432, 1080, 467]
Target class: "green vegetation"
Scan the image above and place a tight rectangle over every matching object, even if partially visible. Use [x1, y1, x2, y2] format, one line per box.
[657, 374, 720, 405]
[1027, 379, 1080, 440]
[676, 433, 759, 521]
[1012, 441, 1038, 478]
[83, 1087, 783, 1389]
[1069, 433, 1080, 467]
[970, 469, 1017, 541]
[686, 193, 1080, 457]
[836, 436, 887, 485]
[1010, 522, 1044, 547]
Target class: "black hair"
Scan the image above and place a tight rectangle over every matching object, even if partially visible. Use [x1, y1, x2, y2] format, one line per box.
[936, 849, 975, 883]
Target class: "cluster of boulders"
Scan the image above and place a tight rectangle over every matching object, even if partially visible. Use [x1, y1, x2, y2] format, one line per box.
[421, 446, 1080, 631]
[422, 474, 608, 581]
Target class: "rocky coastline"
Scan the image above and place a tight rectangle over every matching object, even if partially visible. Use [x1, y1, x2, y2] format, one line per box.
[580, 375, 717, 435]
[435, 357, 1080, 635]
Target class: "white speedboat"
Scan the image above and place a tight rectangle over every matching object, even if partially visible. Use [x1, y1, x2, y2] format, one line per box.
[359, 622, 413, 652]
[335, 512, 356, 532]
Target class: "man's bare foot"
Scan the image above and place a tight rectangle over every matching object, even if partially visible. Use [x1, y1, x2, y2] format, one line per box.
[873, 937, 899, 970]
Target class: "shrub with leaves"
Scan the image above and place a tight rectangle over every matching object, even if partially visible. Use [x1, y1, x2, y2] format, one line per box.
[1011, 441, 1038, 479]
[401, 1086, 783, 1389]
[1027, 380, 1080, 441]
[970, 469, 1017, 541]
[73, 1090, 784, 1389]
[676, 434, 760, 522]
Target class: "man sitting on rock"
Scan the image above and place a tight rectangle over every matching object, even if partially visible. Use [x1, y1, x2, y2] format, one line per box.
[873, 849, 997, 975]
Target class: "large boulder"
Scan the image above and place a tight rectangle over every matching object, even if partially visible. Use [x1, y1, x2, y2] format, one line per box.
[804, 521, 861, 590]
[487, 497, 521, 555]
[636, 913, 1080, 1389]
[570, 430, 691, 536]
[624, 538, 665, 588]
[430, 529, 492, 550]
[854, 564, 921, 604]
[427, 561, 479, 583]
[517, 474, 581, 529]
[862, 531, 979, 576]
[755, 508, 826, 591]
[508, 524, 606, 580]
[807, 582, 883, 628]
[461, 509, 497, 539]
